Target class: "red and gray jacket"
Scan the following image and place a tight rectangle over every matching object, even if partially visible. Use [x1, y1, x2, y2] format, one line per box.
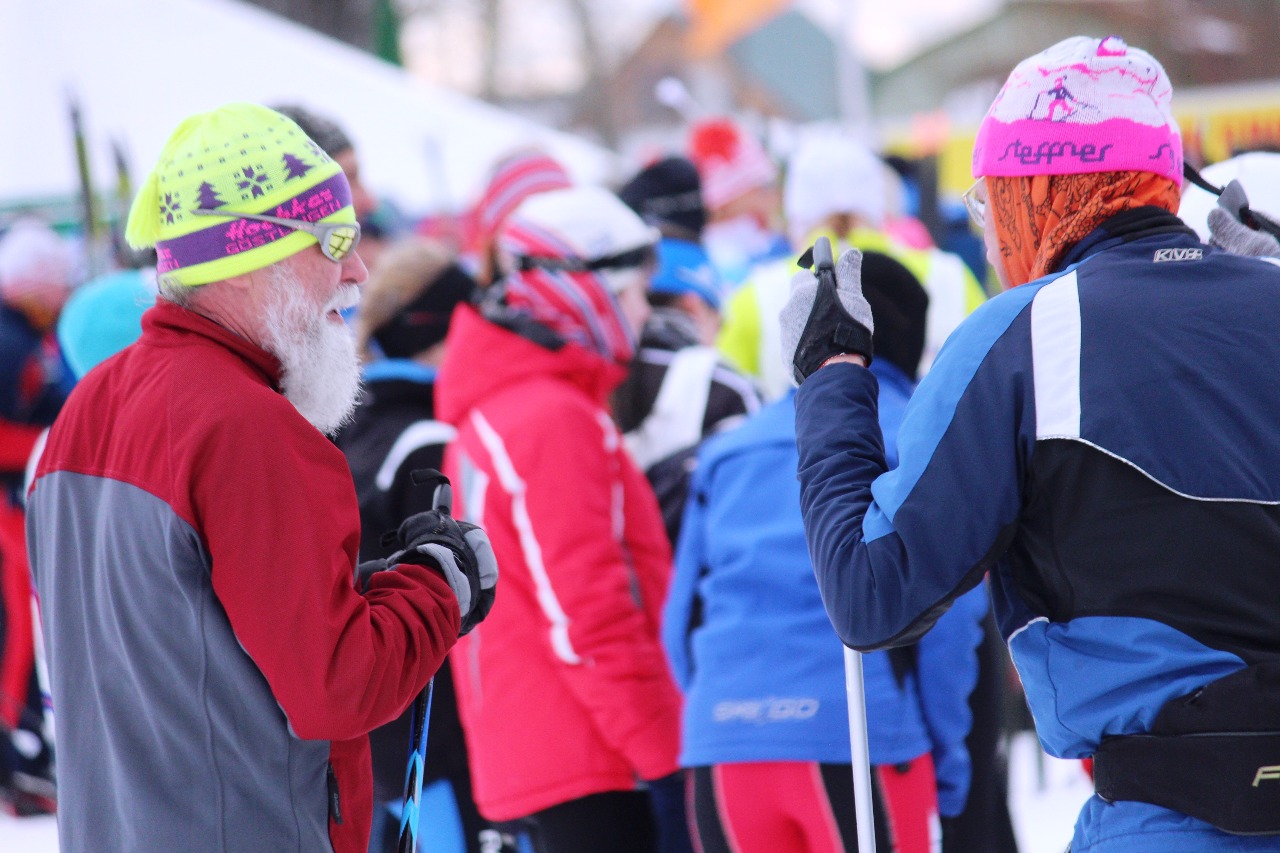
[26, 301, 458, 853]
[437, 305, 681, 821]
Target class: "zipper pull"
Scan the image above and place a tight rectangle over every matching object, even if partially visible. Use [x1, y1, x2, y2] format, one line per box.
[327, 762, 344, 825]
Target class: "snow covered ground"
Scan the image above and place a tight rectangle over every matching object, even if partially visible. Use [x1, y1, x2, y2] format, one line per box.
[1007, 731, 1094, 853]
[1, 730, 1092, 852]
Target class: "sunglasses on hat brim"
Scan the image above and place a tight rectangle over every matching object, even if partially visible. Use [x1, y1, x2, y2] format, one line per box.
[193, 209, 361, 263]
[962, 179, 986, 230]
[516, 244, 657, 274]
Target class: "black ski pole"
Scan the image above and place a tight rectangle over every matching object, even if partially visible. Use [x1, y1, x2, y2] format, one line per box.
[397, 475, 451, 853]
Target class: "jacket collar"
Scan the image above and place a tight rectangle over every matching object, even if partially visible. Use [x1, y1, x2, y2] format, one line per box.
[640, 307, 701, 351]
[436, 305, 627, 425]
[141, 300, 284, 390]
[362, 359, 437, 385]
[1056, 207, 1198, 272]
[869, 358, 916, 396]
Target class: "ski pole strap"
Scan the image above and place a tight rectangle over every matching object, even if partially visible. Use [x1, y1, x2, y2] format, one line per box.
[1183, 160, 1280, 238]
[1093, 730, 1280, 834]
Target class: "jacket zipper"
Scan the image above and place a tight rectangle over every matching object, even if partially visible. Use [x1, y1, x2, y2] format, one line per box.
[327, 762, 344, 825]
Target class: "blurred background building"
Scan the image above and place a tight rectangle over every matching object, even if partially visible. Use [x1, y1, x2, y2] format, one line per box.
[6, 0, 1280, 250]
[158, 0, 1280, 187]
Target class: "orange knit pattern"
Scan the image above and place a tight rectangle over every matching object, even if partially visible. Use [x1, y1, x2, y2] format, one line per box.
[988, 172, 1181, 286]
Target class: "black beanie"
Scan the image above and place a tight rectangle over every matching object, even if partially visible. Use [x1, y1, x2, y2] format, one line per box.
[372, 264, 476, 359]
[860, 251, 929, 382]
[618, 157, 707, 240]
[271, 104, 353, 158]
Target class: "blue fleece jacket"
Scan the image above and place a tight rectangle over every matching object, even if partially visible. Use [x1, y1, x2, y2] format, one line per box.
[663, 361, 985, 815]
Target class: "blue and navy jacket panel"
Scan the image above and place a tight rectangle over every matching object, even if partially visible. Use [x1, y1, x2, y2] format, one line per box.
[796, 227, 1280, 766]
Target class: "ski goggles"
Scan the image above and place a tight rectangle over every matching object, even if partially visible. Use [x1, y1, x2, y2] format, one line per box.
[193, 208, 361, 263]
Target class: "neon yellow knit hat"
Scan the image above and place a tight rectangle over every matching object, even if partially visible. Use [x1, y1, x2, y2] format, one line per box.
[125, 102, 356, 286]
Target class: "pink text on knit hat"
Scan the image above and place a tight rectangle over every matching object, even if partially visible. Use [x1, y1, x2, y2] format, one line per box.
[156, 173, 350, 274]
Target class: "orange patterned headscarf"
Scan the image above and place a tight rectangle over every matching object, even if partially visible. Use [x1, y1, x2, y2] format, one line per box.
[988, 171, 1181, 287]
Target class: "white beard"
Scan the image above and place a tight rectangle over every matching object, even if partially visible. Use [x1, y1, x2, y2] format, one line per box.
[260, 265, 362, 436]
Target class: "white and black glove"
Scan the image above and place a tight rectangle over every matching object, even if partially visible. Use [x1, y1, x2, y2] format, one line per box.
[779, 242, 874, 384]
[390, 508, 498, 636]
[1207, 179, 1280, 258]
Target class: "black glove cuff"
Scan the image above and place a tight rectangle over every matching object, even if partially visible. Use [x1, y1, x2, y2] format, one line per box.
[460, 589, 495, 636]
[794, 323, 873, 381]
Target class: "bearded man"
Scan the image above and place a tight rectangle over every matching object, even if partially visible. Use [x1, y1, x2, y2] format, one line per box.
[24, 103, 496, 853]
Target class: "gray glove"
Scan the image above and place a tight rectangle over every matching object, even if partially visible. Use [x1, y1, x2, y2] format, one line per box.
[355, 558, 389, 592]
[779, 246, 874, 384]
[1207, 207, 1280, 258]
[414, 532, 497, 634]
[1207, 178, 1280, 258]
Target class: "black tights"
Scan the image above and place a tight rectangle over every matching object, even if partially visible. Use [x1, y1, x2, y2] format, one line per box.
[497, 790, 657, 853]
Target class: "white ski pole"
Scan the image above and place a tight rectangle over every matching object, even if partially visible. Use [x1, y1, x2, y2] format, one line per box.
[843, 646, 878, 853]
[809, 235, 878, 852]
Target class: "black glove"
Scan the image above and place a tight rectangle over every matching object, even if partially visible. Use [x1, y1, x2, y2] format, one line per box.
[779, 240, 874, 384]
[389, 510, 498, 636]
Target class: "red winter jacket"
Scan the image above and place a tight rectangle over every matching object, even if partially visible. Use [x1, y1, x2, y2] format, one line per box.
[26, 302, 458, 853]
[437, 306, 681, 821]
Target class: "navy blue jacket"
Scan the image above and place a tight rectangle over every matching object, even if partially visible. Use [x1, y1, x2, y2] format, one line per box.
[795, 214, 1280, 851]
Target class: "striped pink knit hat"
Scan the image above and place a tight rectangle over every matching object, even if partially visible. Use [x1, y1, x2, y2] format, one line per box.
[472, 149, 572, 247]
[499, 186, 657, 365]
[687, 118, 778, 210]
[973, 36, 1182, 185]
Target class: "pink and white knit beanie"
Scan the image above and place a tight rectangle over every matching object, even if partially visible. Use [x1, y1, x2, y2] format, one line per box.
[973, 36, 1182, 185]
[0, 218, 75, 305]
[687, 118, 778, 211]
[472, 149, 572, 248]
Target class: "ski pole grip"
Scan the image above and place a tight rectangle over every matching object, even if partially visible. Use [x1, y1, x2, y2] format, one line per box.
[813, 236, 836, 276]
[409, 468, 453, 516]
[432, 482, 453, 517]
